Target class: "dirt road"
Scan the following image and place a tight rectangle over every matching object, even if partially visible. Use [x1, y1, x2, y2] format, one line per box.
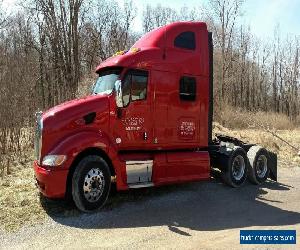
[1, 164, 299, 249]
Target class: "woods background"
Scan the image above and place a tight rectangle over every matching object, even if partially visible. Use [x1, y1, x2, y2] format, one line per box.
[0, 0, 299, 174]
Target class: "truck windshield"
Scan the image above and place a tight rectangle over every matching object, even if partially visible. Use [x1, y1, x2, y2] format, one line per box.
[93, 68, 122, 95]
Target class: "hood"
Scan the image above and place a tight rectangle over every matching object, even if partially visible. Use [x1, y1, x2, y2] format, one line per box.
[38, 93, 111, 163]
[42, 93, 110, 134]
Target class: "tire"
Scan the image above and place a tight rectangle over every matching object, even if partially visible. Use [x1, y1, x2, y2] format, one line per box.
[221, 146, 248, 188]
[247, 146, 270, 184]
[72, 155, 111, 212]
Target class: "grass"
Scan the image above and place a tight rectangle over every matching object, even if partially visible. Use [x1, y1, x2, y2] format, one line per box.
[0, 150, 81, 232]
[0, 166, 46, 231]
[0, 123, 299, 232]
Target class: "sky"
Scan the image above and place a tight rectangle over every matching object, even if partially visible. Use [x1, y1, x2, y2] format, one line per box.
[242, 0, 300, 38]
[116, 0, 300, 40]
[2, 0, 300, 39]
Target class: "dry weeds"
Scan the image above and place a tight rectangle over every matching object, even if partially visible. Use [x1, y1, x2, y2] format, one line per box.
[0, 165, 46, 231]
[216, 104, 298, 130]
[0, 150, 79, 232]
[214, 122, 300, 166]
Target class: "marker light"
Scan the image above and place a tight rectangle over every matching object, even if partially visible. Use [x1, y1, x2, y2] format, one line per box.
[130, 47, 140, 53]
[114, 50, 126, 56]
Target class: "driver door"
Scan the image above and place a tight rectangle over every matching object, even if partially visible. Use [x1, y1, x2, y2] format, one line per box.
[113, 69, 153, 150]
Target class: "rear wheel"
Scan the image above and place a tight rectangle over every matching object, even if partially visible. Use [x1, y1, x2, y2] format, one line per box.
[247, 146, 270, 184]
[72, 155, 111, 212]
[221, 146, 248, 187]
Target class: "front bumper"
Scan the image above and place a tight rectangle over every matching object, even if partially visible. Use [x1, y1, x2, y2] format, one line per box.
[33, 160, 69, 198]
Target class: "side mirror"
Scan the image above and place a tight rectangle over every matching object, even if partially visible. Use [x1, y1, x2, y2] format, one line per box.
[114, 80, 123, 108]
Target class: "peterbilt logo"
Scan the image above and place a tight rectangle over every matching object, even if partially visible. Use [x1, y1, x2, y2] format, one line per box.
[122, 117, 145, 131]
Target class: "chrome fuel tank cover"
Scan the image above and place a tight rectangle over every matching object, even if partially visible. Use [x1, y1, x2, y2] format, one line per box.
[126, 160, 153, 186]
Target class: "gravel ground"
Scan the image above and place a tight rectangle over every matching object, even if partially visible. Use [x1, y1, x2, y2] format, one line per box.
[0, 165, 300, 250]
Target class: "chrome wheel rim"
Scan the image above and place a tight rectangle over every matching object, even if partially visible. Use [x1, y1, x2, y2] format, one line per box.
[232, 155, 245, 181]
[256, 155, 268, 178]
[83, 168, 105, 202]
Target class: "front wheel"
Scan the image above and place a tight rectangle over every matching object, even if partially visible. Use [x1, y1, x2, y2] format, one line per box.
[221, 146, 248, 187]
[72, 155, 111, 212]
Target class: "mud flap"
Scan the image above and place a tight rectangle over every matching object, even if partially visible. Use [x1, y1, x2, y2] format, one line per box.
[268, 151, 277, 181]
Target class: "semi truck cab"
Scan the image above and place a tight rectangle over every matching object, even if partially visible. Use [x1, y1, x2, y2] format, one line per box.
[34, 22, 277, 211]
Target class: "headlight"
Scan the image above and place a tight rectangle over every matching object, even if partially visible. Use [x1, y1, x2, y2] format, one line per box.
[42, 155, 67, 167]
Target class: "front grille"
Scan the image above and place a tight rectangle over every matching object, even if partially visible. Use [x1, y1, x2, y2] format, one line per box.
[34, 111, 43, 164]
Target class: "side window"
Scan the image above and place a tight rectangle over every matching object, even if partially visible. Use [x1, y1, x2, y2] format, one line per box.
[174, 31, 195, 50]
[122, 70, 148, 106]
[179, 76, 196, 101]
[131, 73, 148, 101]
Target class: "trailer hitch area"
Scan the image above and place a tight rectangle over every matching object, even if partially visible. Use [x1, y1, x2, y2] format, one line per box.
[268, 150, 277, 182]
[219, 141, 235, 154]
[215, 133, 246, 146]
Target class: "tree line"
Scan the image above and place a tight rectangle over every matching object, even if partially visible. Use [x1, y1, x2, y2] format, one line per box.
[0, 0, 299, 173]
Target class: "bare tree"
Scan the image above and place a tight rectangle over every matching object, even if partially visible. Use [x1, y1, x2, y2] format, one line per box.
[206, 0, 244, 102]
[32, 0, 84, 106]
[142, 4, 199, 33]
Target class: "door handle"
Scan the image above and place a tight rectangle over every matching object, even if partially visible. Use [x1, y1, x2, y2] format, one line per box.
[143, 132, 148, 140]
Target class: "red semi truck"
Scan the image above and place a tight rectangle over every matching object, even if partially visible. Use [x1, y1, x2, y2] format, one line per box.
[34, 21, 277, 211]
